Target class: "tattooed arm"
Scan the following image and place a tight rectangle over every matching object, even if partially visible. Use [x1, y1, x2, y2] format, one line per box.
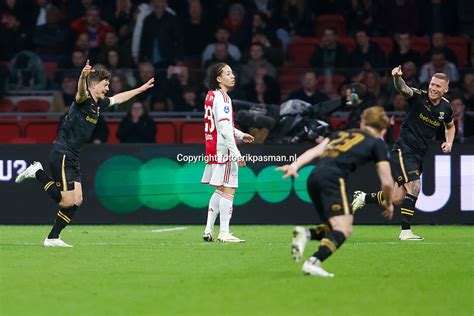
[392, 65, 414, 99]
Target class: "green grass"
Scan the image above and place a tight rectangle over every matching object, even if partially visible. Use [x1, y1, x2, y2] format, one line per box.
[0, 225, 473, 316]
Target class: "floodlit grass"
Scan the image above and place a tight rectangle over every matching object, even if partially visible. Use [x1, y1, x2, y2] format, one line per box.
[0, 225, 472, 315]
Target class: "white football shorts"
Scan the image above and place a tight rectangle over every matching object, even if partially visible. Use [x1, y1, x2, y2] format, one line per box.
[201, 161, 238, 188]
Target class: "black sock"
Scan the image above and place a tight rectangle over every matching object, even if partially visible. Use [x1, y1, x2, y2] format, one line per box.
[48, 205, 78, 239]
[35, 170, 62, 203]
[309, 223, 331, 240]
[365, 191, 384, 205]
[401, 194, 417, 230]
[313, 230, 346, 262]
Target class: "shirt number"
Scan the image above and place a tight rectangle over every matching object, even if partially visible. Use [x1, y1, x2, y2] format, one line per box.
[204, 104, 215, 133]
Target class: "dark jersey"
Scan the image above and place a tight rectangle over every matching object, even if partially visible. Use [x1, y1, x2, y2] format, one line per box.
[396, 88, 453, 156]
[53, 96, 110, 158]
[317, 129, 390, 178]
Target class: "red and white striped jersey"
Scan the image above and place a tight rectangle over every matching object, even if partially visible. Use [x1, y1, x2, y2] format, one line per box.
[204, 89, 239, 164]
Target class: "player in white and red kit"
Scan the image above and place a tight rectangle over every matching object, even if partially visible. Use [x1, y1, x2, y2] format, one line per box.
[201, 63, 254, 242]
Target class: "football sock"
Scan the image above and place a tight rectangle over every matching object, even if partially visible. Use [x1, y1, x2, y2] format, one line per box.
[47, 205, 78, 239]
[218, 192, 234, 235]
[205, 190, 222, 232]
[313, 230, 346, 262]
[309, 223, 331, 240]
[401, 194, 417, 230]
[35, 170, 62, 203]
[365, 190, 384, 205]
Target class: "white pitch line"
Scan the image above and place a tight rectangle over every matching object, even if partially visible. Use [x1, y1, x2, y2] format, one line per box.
[350, 242, 473, 245]
[150, 226, 188, 233]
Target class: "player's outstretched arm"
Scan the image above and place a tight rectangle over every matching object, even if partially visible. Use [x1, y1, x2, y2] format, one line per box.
[376, 161, 394, 220]
[392, 65, 413, 99]
[234, 128, 254, 143]
[112, 78, 154, 105]
[76, 60, 94, 103]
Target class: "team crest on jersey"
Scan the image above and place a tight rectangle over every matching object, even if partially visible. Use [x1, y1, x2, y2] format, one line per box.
[224, 105, 230, 113]
[439, 112, 445, 120]
[331, 204, 342, 212]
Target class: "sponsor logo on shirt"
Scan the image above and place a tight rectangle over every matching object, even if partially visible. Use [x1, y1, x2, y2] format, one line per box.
[224, 106, 230, 113]
[85, 115, 98, 124]
[418, 113, 441, 127]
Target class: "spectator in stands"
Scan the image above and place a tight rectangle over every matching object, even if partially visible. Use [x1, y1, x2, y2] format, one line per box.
[164, 64, 194, 109]
[9, 50, 47, 90]
[287, 70, 329, 104]
[383, 0, 420, 35]
[346, 82, 376, 129]
[251, 31, 283, 67]
[203, 42, 239, 71]
[202, 26, 242, 67]
[419, 49, 459, 85]
[424, 32, 458, 65]
[389, 33, 421, 67]
[350, 30, 386, 73]
[423, 0, 458, 35]
[401, 61, 420, 87]
[462, 73, 474, 111]
[106, 74, 132, 111]
[67, 0, 95, 21]
[364, 70, 390, 106]
[61, 49, 88, 79]
[74, 32, 92, 57]
[0, 12, 31, 60]
[33, 0, 58, 27]
[347, 0, 384, 36]
[134, 62, 157, 109]
[277, 0, 313, 52]
[180, 0, 213, 60]
[70, 5, 114, 49]
[309, 28, 349, 73]
[50, 74, 77, 112]
[176, 85, 202, 112]
[450, 97, 474, 143]
[106, 0, 135, 33]
[250, 0, 279, 23]
[97, 31, 133, 68]
[246, 75, 281, 104]
[240, 43, 277, 86]
[103, 48, 135, 88]
[385, 93, 407, 112]
[0, 0, 31, 28]
[250, 11, 277, 42]
[139, 0, 183, 67]
[224, 3, 252, 50]
[117, 101, 156, 143]
[33, 7, 69, 59]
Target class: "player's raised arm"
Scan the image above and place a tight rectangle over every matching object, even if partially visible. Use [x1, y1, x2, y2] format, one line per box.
[111, 78, 155, 105]
[392, 65, 413, 99]
[76, 60, 94, 103]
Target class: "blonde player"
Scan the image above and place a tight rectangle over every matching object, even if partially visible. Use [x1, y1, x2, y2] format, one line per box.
[201, 63, 254, 242]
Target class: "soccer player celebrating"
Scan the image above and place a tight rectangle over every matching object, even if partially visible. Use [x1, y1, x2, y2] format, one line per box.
[352, 67, 455, 241]
[15, 60, 154, 247]
[277, 107, 394, 277]
[201, 63, 254, 243]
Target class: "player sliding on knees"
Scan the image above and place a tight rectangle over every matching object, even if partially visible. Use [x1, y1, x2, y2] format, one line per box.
[15, 60, 154, 247]
[352, 66, 455, 241]
[277, 107, 394, 277]
[201, 63, 254, 243]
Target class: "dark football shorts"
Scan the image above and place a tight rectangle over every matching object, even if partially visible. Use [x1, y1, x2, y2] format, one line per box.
[391, 146, 423, 187]
[49, 150, 81, 191]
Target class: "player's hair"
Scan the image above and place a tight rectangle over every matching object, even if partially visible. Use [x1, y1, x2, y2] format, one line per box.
[432, 72, 449, 84]
[87, 68, 111, 85]
[208, 63, 227, 90]
[361, 106, 389, 131]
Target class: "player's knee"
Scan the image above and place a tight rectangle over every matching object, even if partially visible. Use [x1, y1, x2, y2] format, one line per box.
[75, 196, 83, 206]
[59, 199, 75, 209]
[393, 196, 404, 206]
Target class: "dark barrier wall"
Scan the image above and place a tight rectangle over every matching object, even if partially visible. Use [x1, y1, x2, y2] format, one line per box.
[1, 144, 473, 224]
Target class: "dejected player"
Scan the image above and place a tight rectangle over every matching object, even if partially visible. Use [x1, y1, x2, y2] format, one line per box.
[277, 106, 394, 277]
[352, 67, 455, 241]
[15, 60, 154, 247]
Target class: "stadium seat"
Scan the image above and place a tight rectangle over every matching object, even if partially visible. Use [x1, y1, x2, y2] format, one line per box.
[410, 37, 431, 55]
[0, 123, 21, 143]
[25, 122, 59, 143]
[8, 137, 37, 144]
[43, 61, 58, 82]
[0, 99, 14, 112]
[156, 122, 177, 144]
[279, 68, 303, 96]
[337, 37, 356, 53]
[286, 37, 319, 67]
[446, 36, 468, 67]
[329, 117, 348, 130]
[107, 121, 120, 144]
[371, 37, 393, 57]
[16, 99, 50, 112]
[314, 15, 346, 37]
[180, 122, 204, 144]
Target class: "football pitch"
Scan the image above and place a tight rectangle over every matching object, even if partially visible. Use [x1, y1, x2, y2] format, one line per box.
[1, 225, 472, 316]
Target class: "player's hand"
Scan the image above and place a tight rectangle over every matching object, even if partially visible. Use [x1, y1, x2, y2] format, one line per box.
[276, 164, 299, 178]
[80, 59, 95, 78]
[441, 142, 452, 153]
[139, 78, 155, 92]
[237, 157, 246, 167]
[242, 133, 254, 143]
[381, 202, 394, 220]
[391, 65, 402, 77]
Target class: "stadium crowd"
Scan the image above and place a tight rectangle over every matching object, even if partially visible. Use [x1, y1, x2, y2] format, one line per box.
[0, 0, 473, 143]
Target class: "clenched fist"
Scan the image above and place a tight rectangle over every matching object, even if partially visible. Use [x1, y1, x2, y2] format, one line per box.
[391, 65, 403, 77]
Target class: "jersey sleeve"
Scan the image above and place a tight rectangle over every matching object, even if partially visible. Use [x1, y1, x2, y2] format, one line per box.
[372, 139, 390, 164]
[213, 93, 232, 122]
[98, 97, 111, 108]
[444, 103, 454, 123]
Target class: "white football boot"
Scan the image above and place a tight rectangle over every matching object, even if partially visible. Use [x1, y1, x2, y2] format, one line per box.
[352, 190, 366, 213]
[291, 226, 310, 263]
[217, 232, 245, 243]
[302, 257, 335, 278]
[202, 229, 214, 242]
[399, 230, 424, 241]
[43, 238, 73, 247]
[15, 161, 43, 183]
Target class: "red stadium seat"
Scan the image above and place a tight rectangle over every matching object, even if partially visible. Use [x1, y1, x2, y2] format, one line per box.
[180, 122, 204, 144]
[329, 117, 348, 130]
[410, 37, 431, 55]
[16, 99, 50, 112]
[279, 68, 303, 96]
[107, 121, 120, 144]
[287, 37, 319, 67]
[315, 15, 346, 37]
[0, 99, 14, 112]
[0, 123, 21, 143]
[9, 137, 38, 144]
[446, 36, 468, 67]
[337, 37, 356, 53]
[371, 37, 393, 57]
[25, 122, 59, 143]
[156, 122, 177, 144]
